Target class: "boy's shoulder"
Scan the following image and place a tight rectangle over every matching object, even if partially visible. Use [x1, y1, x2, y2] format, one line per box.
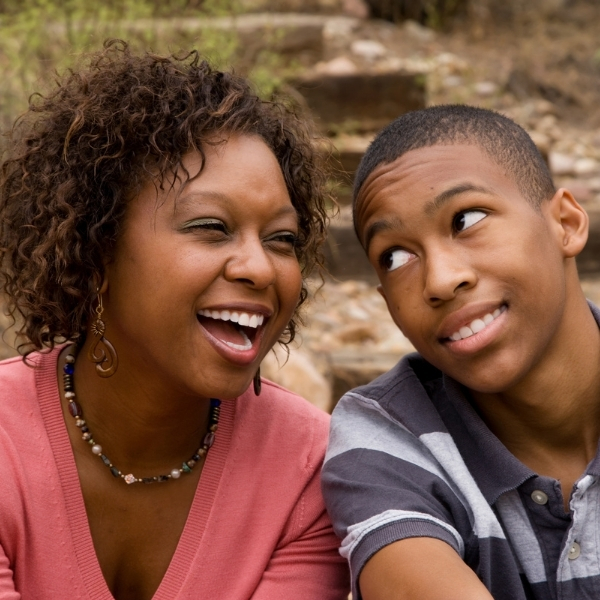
[329, 352, 451, 444]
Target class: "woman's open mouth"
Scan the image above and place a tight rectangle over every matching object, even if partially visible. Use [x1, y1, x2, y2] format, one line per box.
[197, 309, 267, 363]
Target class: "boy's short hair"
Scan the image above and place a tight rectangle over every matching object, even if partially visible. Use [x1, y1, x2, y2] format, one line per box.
[353, 104, 556, 211]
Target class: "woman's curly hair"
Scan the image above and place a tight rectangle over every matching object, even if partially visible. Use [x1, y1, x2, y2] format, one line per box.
[0, 39, 331, 354]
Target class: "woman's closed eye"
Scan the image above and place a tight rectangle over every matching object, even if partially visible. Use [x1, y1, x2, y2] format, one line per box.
[453, 209, 487, 233]
[265, 231, 298, 252]
[380, 248, 415, 272]
[182, 218, 228, 234]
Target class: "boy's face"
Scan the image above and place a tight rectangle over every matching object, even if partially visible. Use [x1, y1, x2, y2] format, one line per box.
[355, 143, 576, 394]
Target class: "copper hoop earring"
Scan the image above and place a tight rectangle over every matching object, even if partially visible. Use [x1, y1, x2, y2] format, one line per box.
[253, 367, 262, 396]
[88, 294, 118, 378]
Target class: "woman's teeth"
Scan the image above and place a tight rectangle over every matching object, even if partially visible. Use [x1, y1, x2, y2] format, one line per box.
[198, 309, 264, 328]
[449, 306, 506, 341]
[224, 330, 252, 351]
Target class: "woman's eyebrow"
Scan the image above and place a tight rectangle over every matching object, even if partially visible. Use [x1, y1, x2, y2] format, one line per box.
[424, 183, 493, 216]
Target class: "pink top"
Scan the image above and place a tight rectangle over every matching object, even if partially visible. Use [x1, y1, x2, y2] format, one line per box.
[0, 349, 348, 599]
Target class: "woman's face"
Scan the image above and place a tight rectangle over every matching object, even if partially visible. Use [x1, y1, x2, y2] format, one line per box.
[101, 134, 303, 400]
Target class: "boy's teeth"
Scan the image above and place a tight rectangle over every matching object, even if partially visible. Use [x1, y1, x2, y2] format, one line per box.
[449, 306, 506, 341]
[198, 309, 263, 329]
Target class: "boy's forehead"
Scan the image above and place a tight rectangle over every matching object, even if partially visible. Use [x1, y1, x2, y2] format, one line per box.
[354, 143, 520, 235]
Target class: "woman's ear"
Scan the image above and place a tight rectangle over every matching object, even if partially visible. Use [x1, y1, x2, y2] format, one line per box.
[546, 188, 589, 258]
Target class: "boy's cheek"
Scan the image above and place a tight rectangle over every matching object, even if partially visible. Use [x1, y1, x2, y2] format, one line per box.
[377, 283, 407, 335]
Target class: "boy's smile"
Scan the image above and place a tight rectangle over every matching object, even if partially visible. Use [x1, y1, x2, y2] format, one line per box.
[355, 143, 586, 394]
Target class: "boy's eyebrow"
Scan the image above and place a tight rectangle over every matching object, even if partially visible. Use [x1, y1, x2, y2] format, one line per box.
[424, 183, 493, 216]
[363, 217, 402, 254]
[363, 183, 493, 253]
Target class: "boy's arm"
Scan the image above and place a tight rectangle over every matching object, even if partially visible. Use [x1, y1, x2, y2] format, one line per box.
[360, 538, 493, 600]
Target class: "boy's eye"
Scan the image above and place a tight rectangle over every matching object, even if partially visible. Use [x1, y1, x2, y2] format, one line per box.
[453, 210, 487, 233]
[380, 248, 414, 272]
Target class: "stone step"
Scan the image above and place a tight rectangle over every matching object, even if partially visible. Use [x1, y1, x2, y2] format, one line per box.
[291, 70, 426, 133]
[329, 349, 401, 406]
[323, 206, 600, 281]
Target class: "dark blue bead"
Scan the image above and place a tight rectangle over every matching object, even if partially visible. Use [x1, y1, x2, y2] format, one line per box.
[63, 363, 75, 375]
[210, 398, 221, 408]
[110, 467, 121, 478]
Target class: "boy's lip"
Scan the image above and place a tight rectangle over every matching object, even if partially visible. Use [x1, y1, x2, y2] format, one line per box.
[437, 301, 508, 341]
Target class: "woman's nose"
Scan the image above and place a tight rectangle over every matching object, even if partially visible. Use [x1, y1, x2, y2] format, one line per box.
[224, 237, 277, 289]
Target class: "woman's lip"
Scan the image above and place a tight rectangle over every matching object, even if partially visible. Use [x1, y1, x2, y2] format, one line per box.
[197, 318, 265, 367]
[443, 307, 508, 356]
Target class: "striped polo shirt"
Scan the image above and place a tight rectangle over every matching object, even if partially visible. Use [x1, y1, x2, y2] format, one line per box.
[322, 303, 600, 600]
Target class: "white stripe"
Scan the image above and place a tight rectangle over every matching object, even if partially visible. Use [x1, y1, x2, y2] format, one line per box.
[420, 432, 506, 540]
[326, 393, 456, 485]
[340, 509, 465, 561]
[558, 475, 600, 582]
[495, 490, 547, 583]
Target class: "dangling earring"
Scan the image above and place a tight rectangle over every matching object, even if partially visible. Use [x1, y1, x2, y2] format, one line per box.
[88, 293, 118, 377]
[253, 367, 262, 396]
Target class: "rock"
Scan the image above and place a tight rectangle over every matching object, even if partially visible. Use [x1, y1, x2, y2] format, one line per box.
[261, 345, 333, 413]
[315, 56, 358, 75]
[403, 19, 435, 43]
[336, 323, 378, 343]
[322, 209, 377, 282]
[528, 131, 551, 163]
[290, 70, 426, 132]
[351, 39, 387, 60]
[328, 350, 400, 405]
[474, 81, 498, 97]
[549, 152, 576, 176]
[341, 0, 370, 19]
[574, 158, 600, 176]
[322, 15, 360, 40]
[443, 75, 463, 88]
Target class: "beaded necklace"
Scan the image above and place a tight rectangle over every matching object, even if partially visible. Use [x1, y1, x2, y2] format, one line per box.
[62, 350, 221, 485]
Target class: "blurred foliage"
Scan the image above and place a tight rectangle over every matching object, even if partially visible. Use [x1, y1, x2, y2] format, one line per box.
[364, 0, 468, 29]
[0, 0, 291, 137]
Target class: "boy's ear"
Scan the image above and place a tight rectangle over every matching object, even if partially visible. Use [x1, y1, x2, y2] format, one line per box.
[546, 188, 589, 258]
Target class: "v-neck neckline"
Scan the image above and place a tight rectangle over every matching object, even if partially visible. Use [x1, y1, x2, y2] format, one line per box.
[35, 348, 235, 599]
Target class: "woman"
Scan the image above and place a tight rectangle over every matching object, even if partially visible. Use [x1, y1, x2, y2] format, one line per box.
[0, 40, 348, 599]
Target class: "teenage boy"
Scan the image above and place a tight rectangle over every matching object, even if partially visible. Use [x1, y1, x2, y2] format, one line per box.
[321, 105, 600, 600]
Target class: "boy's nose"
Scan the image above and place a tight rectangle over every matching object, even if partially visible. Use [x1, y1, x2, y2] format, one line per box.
[422, 248, 477, 306]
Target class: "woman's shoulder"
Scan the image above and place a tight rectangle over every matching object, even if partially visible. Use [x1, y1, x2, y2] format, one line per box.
[0, 353, 40, 404]
[256, 377, 329, 426]
[233, 379, 331, 463]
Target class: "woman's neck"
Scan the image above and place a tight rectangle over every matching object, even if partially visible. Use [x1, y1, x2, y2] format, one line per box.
[61, 343, 212, 474]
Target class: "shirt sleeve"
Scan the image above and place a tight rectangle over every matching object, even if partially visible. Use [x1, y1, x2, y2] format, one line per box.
[321, 393, 472, 599]
[251, 449, 350, 600]
[0, 544, 20, 600]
